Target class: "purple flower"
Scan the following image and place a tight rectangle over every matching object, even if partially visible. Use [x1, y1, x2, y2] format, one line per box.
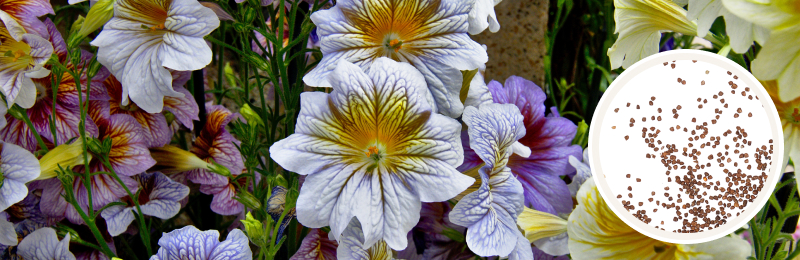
[186, 105, 243, 186]
[463, 76, 581, 216]
[151, 226, 252, 260]
[397, 202, 473, 260]
[17, 227, 76, 260]
[102, 172, 189, 236]
[291, 229, 338, 260]
[266, 185, 296, 241]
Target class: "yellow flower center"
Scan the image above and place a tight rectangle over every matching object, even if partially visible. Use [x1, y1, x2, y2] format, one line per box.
[387, 39, 403, 52]
[11, 50, 25, 62]
[793, 108, 800, 122]
[365, 146, 380, 157]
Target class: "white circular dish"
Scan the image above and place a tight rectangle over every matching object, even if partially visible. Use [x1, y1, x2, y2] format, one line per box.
[588, 49, 784, 244]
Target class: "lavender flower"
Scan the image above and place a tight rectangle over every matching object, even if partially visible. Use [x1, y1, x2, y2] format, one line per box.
[102, 172, 190, 236]
[17, 227, 76, 260]
[150, 226, 252, 260]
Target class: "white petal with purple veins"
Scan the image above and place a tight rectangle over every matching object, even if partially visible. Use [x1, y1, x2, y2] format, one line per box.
[101, 205, 135, 237]
[18, 227, 76, 260]
[0, 217, 16, 246]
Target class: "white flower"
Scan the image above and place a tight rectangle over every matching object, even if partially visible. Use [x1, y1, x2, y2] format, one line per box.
[304, 0, 488, 118]
[0, 22, 52, 108]
[723, 0, 800, 102]
[91, 0, 219, 113]
[270, 58, 473, 250]
[687, 0, 770, 53]
[608, 0, 697, 69]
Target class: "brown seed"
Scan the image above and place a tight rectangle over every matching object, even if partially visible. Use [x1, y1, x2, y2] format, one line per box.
[701, 80, 705, 85]
[636, 178, 641, 182]
[625, 135, 629, 140]
[626, 174, 631, 178]
[637, 105, 640, 109]
[614, 108, 619, 113]
[748, 112, 752, 117]
[627, 103, 630, 107]
[671, 64, 676, 69]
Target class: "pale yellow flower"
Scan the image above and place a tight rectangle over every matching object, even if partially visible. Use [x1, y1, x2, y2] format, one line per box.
[723, 0, 800, 102]
[567, 178, 752, 259]
[608, 0, 697, 69]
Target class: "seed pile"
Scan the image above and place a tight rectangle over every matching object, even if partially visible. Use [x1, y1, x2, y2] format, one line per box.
[612, 61, 774, 233]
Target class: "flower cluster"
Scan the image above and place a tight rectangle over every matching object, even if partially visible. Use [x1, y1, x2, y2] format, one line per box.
[0, 0, 794, 258]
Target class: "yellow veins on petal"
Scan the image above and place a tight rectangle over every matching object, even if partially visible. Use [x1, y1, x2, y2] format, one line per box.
[517, 207, 568, 242]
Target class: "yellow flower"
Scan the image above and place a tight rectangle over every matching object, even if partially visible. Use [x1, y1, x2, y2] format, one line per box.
[149, 145, 212, 174]
[608, 0, 697, 69]
[567, 178, 752, 259]
[517, 207, 569, 256]
[37, 139, 89, 181]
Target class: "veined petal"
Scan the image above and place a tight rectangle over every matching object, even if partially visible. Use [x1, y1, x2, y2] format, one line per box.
[722, 0, 799, 29]
[461, 103, 526, 171]
[91, 26, 181, 113]
[687, 0, 769, 53]
[163, 85, 199, 130]
[164, 0, 220, 37]
[138, 171, 189, 219]
[337, 218, 396, 260]
[102, 114, 155, 176]
[464, 70, 492, 109]
[608, 0, 697, 69]
[276, 58, 469, 251]
[101, 205, 135, 237]
[0, 0, 53, 40]
[291, 229, 339, 260]
[152, 226, 252, 260]
[507, 234, 534, 260]
[17, 227, 75, 260]
[105, 75, 172, 147]
[0, 142, 39, 211]
[305, 0, 485, 118]
[200, 183, 243, 216]
[0, 217, 15, 246]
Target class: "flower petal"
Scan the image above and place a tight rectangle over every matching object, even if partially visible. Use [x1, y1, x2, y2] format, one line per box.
[152, 226, 217, 260]
[207, 229, 252, 260]
[163, 86, 199, 130]
[200, 183, 243, 216]
[100, 205, 135, 237]
[291, 229, 339, 260]
[0, 217, 16, 246]
[750, 26, 800, 102]
[461, 103, 526, 170]
[103, 114, 155, 176]
[17, 227, 75, 260]
[468, 0, 501, 34]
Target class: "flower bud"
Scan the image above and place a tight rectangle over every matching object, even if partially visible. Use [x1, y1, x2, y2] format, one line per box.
[239, 104, 263, 127]
[7, 105, 25, 121]
[86, 138, 105, 155]
[243, 7, 258, 24]
[77, 0, 116, 39]
[235, 190, 263, 210]
[240, 212, 267, 246]
[149, 145, 211, 174]
[87, 59, 104, 79]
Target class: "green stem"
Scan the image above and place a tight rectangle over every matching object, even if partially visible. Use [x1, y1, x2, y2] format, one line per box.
[63, 183, 116, 257]
[17, 109, 49, 153]
[101, 157, 153, 255]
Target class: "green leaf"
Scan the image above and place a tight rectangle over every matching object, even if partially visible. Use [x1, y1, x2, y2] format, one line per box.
[572, 120, 589, 147]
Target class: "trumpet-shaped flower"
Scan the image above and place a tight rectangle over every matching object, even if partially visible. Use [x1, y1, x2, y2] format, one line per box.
[90, 0, 220, 113]
[104, 74, 197, 147]
[468, 0, 502, 34]
[723, 0, 800, 102]
[0, 141, 39, 212]
[687, 0, 769, 53]
[37, 139, 89, 181]
[37, 102, 152, 223]
[568, 178, 752, 259]
[608, 0, 697, 69]
[186, 105, 243, 185]
[0, 20, 53, 108]
[151, 226, 252, 260]
[0, 0, 53, 40]
[449, 103, 531, 257]
[338, 218, 396, 260]
[17, 227, 76, 260]
[463, 76, 581, 216]
[517, 207, 569, 256]
[270, 58, 473, 250]
[303, 0, 488, 118]
[291, 229, 339, 260]
[1, 20, 105, 152]
[763, 80, 800, 171]
[102, 172, 189, 236]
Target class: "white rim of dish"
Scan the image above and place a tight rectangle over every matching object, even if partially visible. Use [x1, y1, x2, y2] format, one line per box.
[587, 49, 785, 244]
